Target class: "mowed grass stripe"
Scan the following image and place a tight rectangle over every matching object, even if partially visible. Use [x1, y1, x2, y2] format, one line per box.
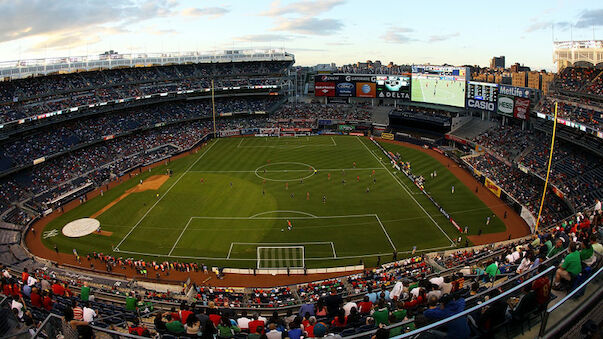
[42, 136, 503, 268]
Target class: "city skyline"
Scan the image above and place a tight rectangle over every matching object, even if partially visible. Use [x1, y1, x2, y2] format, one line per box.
[0, 0, 601, 71]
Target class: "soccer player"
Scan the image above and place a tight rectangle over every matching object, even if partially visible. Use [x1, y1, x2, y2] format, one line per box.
[285, 182, 288, 190]
[322, 195, 326, 204]
[486, 216, 491, 225]
[328, 173, 331, 180]
[366, 186, 370, 193]
[307, 192, 310, 200]
[353, 162, 356, 168]
[287, 220, 293, 231]
[371, 169, 375, 177]
[357, 175, 360, 182]
[451, 185, 455, 194]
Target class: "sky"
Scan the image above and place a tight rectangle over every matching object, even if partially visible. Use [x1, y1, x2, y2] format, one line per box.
[0, 0, 601, 71]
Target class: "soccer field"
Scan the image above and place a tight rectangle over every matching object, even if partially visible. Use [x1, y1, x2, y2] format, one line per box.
[41, 136, 506, 268]
[411, 77, 466, 107]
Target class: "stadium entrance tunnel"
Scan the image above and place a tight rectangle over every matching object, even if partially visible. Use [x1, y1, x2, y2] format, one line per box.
[255, 162, 316, 182]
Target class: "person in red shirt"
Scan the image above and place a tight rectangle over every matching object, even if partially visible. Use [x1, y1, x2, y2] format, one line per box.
[248, 313, 265, 334]
[357, 296, 373, 314]
[128, 318, 148, 336]
[330, 309, 347, 328]
[30, 287, 42, 308]
[532, 266, 551, 306]
[305, 317, 316, 337]
[42, 290, 54, 311]
[208, 309, 221, 327]
[177, 303, 193, 324]
[21, 268, 29, 285]
[51, 281, 65, 296]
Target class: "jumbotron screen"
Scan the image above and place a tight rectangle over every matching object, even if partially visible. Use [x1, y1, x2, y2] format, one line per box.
[411, 66, 468, 107]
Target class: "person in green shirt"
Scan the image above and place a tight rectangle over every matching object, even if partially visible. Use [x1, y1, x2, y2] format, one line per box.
[388, 314, 402, 337]
[484, 261, 501, 281]
[217, 317, 240, 338]
[547, 239, 564, 258]
[554, 242, 582, 287]
[80, 283, 90, 302]
[371, 299, 390, 326]
[165, 314, 185, 334]
[391, 304, 407, 322]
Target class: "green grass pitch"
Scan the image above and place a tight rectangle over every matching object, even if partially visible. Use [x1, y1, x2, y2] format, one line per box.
[41, 136, 505, 268]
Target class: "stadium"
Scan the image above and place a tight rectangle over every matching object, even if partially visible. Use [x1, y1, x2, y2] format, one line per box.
[0, 4, 602, 339]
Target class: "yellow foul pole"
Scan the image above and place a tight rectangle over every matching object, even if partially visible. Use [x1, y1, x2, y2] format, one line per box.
[535, 102, 558, 232]
[211, 79, 217, 137]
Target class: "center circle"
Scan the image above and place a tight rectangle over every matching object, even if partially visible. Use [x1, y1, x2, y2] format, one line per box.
[255, 162, 316, 182]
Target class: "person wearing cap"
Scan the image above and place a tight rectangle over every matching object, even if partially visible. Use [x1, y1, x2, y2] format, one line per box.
[312, 321, 328, 338]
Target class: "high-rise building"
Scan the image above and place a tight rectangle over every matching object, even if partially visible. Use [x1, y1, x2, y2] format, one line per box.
[490, 56, 505, 69]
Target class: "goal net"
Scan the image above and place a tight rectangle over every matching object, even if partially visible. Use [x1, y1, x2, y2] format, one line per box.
[257, 246, 305, 269]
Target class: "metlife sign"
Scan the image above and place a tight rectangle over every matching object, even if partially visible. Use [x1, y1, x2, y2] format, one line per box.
[498, 85, 532, 99]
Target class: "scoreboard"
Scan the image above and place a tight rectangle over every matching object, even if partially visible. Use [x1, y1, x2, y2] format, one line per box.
[466, 81, 498, 112]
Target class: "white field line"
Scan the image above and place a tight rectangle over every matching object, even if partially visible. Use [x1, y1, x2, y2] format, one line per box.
[114, 243, 455, 261]
[250, 210, 318, 218]
[374, 214, 396, 251]
[331, 242, 337, 258]
[227, 243, 234, 259]
[190, 214, 377, 220]
[356, 137, 456, 246]
[331, 137, 337, 146]
[113, 139, 219, 251]
[188, 167, 384, 173]
[168, 218, 193, 256]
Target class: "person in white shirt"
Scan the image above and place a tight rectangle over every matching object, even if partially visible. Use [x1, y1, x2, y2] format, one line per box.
[237, 311, 251, 330]
[27, 275, 37, 287]
[11, 297, 24, 318]
[82, 302, 97, 322]
[2, 268, 11, 279]
[516, 252, 533, 274]
[389, 281, 404, 300]
[343, 301, 357, 317]
[265, 323, 282, 339]
[429, 277, 444, 287]
[594, 199, 601, 213]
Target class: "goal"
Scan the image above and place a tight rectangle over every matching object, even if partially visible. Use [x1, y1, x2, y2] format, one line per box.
[257, 246, 305, 269]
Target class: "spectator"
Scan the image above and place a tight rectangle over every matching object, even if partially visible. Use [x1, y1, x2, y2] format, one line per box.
[423, 294, 470, 339]
[218, 316, 240, 338]
[237, 310, 251, 330]
[554, 242, 582, 288]
[62, 307, 90, 339]
[165, 314, 185, 334]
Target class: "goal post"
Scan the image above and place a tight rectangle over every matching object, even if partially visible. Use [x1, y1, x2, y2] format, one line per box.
[257, 246, 305, 269]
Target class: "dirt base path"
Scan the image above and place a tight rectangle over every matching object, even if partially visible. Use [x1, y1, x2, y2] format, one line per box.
[90, 175, 169, 218]
[376, 138, 530, 245]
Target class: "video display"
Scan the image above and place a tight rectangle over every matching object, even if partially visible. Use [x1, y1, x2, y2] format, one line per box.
[411, 66, 468, 107]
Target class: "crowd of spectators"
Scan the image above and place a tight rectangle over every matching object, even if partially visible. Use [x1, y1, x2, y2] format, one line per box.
[539, 97, 602, 131]
[471, 125, 536, 161]
[0, 61, 291, 123]
[554, 67, 601, 94]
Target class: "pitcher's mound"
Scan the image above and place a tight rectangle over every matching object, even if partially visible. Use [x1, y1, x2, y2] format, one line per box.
[62, 218, 100, 238]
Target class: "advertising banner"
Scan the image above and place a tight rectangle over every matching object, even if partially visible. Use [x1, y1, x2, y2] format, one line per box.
[318, 119, 333, 125]
[356, 82, 376, 98]
[220, 129, 241, 137]
[315, 82, 336, 97]
[338, 125, 355, 131]
[513, 97, 530, 120]
[381, 132, 394, 140]
[499, 85, 532, 98]
[336, 82, 355, 97]
[497, 95, 515, 116]
[466, 81, 498, 112]
[484, 177, 502, 198]
[376, 75, 411, 100]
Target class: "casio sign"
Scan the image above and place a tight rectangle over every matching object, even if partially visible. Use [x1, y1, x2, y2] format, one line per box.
[498, 97, 514, 114]
[467, 99, 495, 111]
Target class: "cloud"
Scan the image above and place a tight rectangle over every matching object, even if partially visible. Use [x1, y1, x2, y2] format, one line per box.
[0, 0, 177, 44]
[234, 34, 295, 42]
[575, 9, 603, 28]
[28, 27, 128, 51]
[428, 32, 459, 42]
[260, 0, 345, 16]
[181, 7, 230, 18]
[272, 17, 343, 35]
[381, 27, 415, 43]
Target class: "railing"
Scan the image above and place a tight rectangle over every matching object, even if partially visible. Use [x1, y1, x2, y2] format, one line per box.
[538, 265, 603, 338]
